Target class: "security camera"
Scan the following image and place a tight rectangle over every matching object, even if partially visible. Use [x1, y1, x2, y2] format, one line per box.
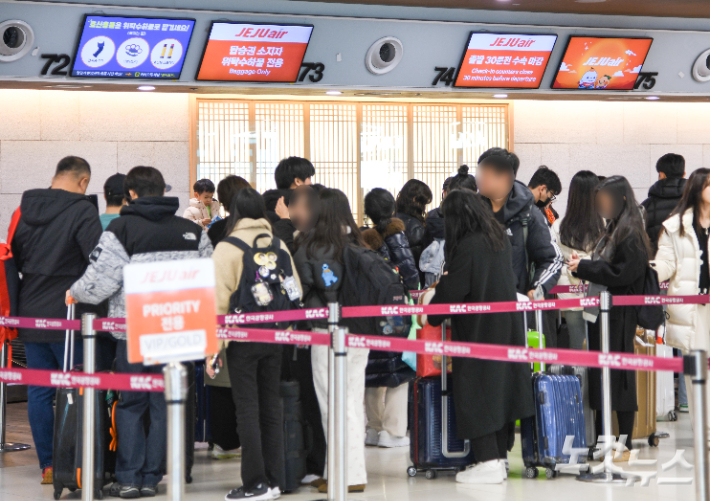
[365, 36, 404, 75]
[692, 48, 710, 82]
[0, 20, 34, 63]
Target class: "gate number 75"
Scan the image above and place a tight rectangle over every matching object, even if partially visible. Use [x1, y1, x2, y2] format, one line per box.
[634, 72, 658, 90]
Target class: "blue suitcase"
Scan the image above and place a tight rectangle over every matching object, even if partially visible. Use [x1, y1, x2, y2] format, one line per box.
[520, 309, 588, 479]
[520, 373, 588, 479]
[407, 324, 475, 479]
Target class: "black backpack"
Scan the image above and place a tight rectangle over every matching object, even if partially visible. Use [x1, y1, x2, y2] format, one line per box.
[636, 265, 665, 330]
[339, 246, 412, 338]
[225, 234, 301, 330]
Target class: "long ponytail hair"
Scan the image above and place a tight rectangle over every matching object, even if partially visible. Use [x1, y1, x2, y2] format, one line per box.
[668, 168, 710, 237]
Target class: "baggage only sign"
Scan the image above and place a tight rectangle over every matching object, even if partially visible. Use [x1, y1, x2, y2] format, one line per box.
[124, 258, 218, 365]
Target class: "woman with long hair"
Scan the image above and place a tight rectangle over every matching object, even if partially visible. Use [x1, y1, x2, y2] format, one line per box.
[395, 179, 433, 277]
[427, 189, 534, 484]
[208, 175, 251, 246]
[654, 168, 710, 433]
[568, 176, 650, 454]
[294, 188, 369, 493]
[553, 171, 605, 350]
[212, 188, 301, 500]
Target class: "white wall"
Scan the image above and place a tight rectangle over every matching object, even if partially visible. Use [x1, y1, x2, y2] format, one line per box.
[0, 90, 191, 234]
[3, 90, 710, 235]
[513, 100, 710, 217]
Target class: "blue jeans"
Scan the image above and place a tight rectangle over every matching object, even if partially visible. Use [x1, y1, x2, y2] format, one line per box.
[24, 341, 84, 470]
[114, 340, 166, 487]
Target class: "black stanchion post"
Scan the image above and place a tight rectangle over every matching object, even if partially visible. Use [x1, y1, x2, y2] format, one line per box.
[81, 313, 97, 501]
[684, 351, 709, 501]
[0, 340, 30, 452]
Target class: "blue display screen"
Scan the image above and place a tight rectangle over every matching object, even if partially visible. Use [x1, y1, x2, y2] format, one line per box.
[71, 16, 195, 79]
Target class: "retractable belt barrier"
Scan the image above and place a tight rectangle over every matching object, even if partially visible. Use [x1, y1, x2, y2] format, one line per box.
[0, 290, 700, 390]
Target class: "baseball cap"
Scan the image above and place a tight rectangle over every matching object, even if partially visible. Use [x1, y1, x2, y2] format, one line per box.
[104, 173, 126, 199]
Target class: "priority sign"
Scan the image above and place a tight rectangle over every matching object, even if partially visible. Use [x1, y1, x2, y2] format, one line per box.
[124, 258, 218, 365]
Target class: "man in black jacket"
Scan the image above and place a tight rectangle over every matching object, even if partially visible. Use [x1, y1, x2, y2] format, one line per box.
[263, 156, 315, 253]
[11, 156, 104, 483]
[477, 148, 563, 301]
[642, 153, 686, 255]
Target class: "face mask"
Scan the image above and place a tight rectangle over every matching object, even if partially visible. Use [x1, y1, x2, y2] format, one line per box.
[535, 199, 549, 209]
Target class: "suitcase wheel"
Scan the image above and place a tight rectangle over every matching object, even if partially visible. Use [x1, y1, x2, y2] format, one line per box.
[53, 490, 62, 500]
[668, 410, 678, 422]
[545, 468, 558, 479]
[649, 434, 660, 447]
[186, 475, 193, 484]
[68, 488, 76, 493]
[524, 466, 539, 479]
[425, 470, 437, 480]
[407, 466, 417, 478]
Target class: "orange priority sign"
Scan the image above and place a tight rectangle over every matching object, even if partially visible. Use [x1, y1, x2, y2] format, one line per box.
[124, 258, 218, 365]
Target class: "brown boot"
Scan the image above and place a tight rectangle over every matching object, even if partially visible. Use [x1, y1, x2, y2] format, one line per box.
[41, 467, 53, 485]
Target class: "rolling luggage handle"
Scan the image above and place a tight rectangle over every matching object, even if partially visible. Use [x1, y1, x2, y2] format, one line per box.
[63, 303, 75, 372]
[440, 323, 471, 458]
[535, 309, 546, 373]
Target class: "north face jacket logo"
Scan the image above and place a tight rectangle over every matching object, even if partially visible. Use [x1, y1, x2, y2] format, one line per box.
[183, 232, 197, 241]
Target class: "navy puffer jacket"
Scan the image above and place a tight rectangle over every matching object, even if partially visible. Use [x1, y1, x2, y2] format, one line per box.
[361, 218, 420, 290]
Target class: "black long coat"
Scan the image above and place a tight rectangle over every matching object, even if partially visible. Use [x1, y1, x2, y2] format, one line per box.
[575, 234, 646, 412]
[428, 232, 535, 440]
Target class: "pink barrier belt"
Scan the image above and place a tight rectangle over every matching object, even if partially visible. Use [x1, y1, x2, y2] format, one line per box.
[550, 282, 669, 294]
[216, 326, 683, 372]
[0, 367, 164, 392]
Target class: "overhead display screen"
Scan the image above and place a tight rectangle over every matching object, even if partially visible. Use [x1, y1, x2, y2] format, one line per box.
[454, 33, 558, 89]
[196, 22, 314, 82]
[71, 15, 195, 79]
[552, 37, 653, 90]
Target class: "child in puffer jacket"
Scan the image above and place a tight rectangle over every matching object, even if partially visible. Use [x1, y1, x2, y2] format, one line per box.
[183, 178, 221, 230]
[361, 188, 420, 291]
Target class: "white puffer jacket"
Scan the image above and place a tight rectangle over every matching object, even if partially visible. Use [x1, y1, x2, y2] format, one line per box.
[653, 209, 705, 351]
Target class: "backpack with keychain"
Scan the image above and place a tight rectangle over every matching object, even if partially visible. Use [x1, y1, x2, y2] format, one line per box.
[225, 233, 302, 330]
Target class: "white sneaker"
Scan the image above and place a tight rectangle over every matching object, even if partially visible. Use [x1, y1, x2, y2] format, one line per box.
[365, 428, 380, 446]
[502, 460, 508, 479]
[268, 486, 281, 499]
[212, 445, 241, 460]
[378, 430, 410, 448]
[301, 474, 320, 485]
[456, 460, 506, 484]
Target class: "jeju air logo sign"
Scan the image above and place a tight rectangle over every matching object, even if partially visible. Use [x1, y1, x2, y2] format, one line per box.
[552, 37, 653, 90]
[455, 33, 558, 89]
[196, 23, 313, 82]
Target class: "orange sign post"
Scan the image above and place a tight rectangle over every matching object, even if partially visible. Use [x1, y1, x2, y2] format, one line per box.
[124, 258, 218, 365]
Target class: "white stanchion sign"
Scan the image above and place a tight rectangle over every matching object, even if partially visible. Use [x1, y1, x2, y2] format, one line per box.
[124, 258, 219, 365]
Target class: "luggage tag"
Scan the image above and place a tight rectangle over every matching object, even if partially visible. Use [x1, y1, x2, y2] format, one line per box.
[281, 275, 301, 301]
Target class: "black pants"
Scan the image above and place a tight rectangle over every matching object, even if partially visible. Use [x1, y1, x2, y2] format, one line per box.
[282, 346, 326, 476]
[227, 342, 284, 490]
[209, 386, 240, 451]
[595, 410, 635, 450]
[469, 424, 510, 463]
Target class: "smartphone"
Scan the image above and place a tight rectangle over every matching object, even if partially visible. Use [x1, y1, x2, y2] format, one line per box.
[86, 194, 99, 212]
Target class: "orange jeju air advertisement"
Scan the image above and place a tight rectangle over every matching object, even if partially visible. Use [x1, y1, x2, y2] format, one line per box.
[455, 33, 558, 88]
[552, 37, 653, 90]
[197, 23, 313, 82]
[124, 258, 218, 365]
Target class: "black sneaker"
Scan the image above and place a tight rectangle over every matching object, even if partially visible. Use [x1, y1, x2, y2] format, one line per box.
[224, 483, 271, 501]
[140, 485, 156, 497]
[108, 482, 122, 498]
[119, 486, 141, 499]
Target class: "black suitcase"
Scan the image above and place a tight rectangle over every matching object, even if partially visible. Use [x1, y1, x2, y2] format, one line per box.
[194, 362, 212, 443]
[407, 324, 475, 479]
[53, 305, 114, 500]
[281, 380, 307, 493]
[184, 361, 196, 484]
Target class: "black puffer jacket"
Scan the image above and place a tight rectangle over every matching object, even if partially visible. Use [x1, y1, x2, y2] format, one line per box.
[483, 181, 563, 296]
[423, 207, 445, 250]
[396, 212, 426, 283]
[641, 178, 686, 256]
[361, 218, 420, 290]
[293, 244, 343, 331]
